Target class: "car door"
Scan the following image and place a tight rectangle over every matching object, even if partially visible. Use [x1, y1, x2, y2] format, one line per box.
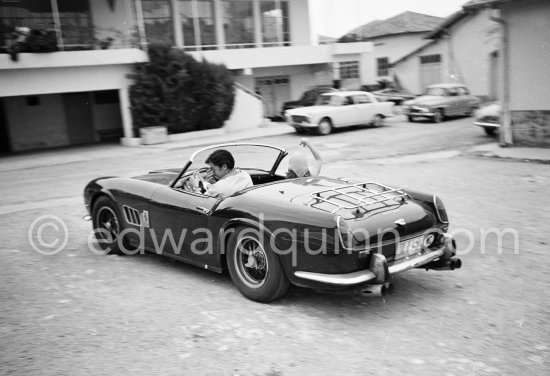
[447, 87, 461, 116]
[324, 96, 350, 127]
[457, 86, 472, 114]
[338, 95, 359, 126]
[149, 186, 219, 266]
[353, 94, 374, 125]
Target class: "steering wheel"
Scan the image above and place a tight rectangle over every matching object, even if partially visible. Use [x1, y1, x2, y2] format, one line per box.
[192, 167, 210, 193]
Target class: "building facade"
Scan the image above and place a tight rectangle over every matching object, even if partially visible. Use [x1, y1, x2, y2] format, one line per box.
[339, 12, 444, 89]
[0, 0, 373, 152]
[465, 0, 550, 147]
[391, 8, 499, 98]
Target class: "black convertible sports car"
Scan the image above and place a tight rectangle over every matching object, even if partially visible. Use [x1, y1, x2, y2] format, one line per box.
[84, 143, 461, 302]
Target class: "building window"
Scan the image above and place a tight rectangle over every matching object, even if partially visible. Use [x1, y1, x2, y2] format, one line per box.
[94, 90, 120, 105]
[340, 61, 359, 79]
[26, 96, 40, 106]
[179, 0, 216, 50]
[260, 1, 289, 47]
[420, 54, 441, 64]
[377, 57, 389, 77]
[142, 0, 175, 45]
[0, 0, 92, 51]
[222, 0, 254, 48]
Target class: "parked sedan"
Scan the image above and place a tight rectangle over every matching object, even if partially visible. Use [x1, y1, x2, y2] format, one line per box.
[372, 88, 416, 105]
[84, 143, 461, 302]
[285, 91, 394, 135]
[402, 83, 480, 123]
[474, 101, 500, 136]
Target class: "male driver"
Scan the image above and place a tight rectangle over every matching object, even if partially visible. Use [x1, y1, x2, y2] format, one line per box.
[184, 149, 252, 198]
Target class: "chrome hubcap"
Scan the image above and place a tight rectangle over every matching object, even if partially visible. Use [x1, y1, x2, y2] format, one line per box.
[234, 236, 268, 288]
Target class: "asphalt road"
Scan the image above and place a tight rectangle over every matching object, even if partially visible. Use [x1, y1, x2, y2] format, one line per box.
[1, 116, 548, 376]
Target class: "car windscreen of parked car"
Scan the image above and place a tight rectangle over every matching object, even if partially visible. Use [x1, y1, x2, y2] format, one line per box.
[424, 87, 448, 96]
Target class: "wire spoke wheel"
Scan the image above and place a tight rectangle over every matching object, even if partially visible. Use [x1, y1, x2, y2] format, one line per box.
[227, 226, 290, 302]
[235, 236, 269, 288]
[92, 196, 127, 255]
[98, 206, 120, 242]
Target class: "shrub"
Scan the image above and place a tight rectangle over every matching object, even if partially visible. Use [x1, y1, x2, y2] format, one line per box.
[128, 44, 235, 135]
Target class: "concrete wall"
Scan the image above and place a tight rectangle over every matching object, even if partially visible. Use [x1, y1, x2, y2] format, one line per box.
[504, 0, 550, 111]
[393, 42, 444, 94]
[503, 0, 550, 147]
[443, 9, 499, 98]
[289, 0, 311, 46]
[223, 87, 263, 131]
[393, 10, 497, 96]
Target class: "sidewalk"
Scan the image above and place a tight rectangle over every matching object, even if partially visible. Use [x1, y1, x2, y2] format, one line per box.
[0, 122, 295, 172]
[467, 143, 550, 163]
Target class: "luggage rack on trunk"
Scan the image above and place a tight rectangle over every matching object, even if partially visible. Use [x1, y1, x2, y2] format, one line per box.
[305, 182, 408, 214]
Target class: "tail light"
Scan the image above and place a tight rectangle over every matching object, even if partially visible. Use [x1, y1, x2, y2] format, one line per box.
[433, 195, 449, 224]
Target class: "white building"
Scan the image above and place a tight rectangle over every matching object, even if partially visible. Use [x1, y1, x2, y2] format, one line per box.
[391, 8, 499, 99]
[339, 12, 444, 89]
[0, 0, 372, 152]
[464, 0, 550, 147]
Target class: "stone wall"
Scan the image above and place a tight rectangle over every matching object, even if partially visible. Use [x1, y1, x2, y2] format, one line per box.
[511, 110, 550, 147]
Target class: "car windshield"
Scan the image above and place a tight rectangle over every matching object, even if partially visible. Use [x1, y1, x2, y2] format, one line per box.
[316, 94, 342, 106]
[424, 87, 448, 96]
[183, 144, 285, 175]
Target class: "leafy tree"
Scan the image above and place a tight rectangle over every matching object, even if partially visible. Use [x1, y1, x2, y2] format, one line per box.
[128, 44, 235, 135]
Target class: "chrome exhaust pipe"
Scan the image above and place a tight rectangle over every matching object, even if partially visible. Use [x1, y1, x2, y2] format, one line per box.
[359, 282, 393, 297]
[423, 258, 462, 271]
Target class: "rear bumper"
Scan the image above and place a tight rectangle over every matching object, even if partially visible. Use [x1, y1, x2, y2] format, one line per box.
[404, 109, 436, 117]
[294, 236, 459, 287]
[474, 121, 500, 129]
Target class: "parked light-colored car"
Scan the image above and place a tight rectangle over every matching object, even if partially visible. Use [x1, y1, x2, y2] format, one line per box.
[285, 91, 394, 135]
[474, 102, 500, 136]
[402, 83, 480, 123]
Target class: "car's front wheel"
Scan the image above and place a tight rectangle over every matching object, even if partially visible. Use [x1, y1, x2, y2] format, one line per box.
[227, 226, 289, 302]
[317, 118, 332, 135]
[92, 196, 126, 254]
[433, 109, 444, 123]
[372, 114, 385, 127]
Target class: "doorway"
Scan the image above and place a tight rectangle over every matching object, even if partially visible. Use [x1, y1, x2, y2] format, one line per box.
[255, 76, 290, 118]
[63, 92, 96, 145]
[0, 98, 11, 154]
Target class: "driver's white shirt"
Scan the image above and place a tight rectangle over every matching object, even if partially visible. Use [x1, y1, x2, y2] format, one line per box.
[204, 168, 252, 198]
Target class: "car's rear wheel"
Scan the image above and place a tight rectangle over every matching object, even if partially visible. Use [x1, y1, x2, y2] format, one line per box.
[92, 196, 126, 254]
[407, 115, 415, 122]
[227, 226, 289, 302]
[317, 118, 332, 135]
[294, 127, 305, 134]
[433, 109, 444, 123]
[372, 114, 385, 127]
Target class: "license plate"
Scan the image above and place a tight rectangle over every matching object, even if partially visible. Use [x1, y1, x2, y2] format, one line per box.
[396, 236, 424, 259]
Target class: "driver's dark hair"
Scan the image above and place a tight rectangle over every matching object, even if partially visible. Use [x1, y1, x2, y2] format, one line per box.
[205, 149, 234, 170]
